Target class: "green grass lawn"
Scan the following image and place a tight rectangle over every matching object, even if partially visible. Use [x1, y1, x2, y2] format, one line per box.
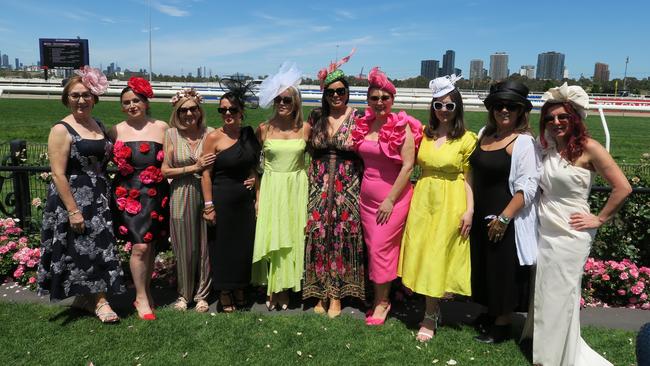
[0, 302, 637, 365]
[0, 98, 648, 163]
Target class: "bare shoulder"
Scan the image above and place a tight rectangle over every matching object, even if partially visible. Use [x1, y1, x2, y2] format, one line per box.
[153, 119, 170, 130]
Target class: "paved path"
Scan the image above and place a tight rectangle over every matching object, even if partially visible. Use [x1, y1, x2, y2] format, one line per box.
[2, 281, 648, 332]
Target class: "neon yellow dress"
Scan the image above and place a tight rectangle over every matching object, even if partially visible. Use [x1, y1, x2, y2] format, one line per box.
[398, 131, 477, 298]
[251, 139, 308, 295]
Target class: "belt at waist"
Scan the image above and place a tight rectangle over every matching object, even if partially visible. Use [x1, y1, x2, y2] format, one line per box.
[312, 149, 358, 161]
[420, 170, 464, 180]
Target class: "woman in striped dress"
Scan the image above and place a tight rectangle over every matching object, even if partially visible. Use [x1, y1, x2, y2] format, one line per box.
[161, 89, 216, 312]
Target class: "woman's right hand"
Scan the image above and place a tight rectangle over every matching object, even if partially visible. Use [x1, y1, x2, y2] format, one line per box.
[69, 211, 85, 233]
[195, 153, 216, 172]
[203, 209, 216, 225]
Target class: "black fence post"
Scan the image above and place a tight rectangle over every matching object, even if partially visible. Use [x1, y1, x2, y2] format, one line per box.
[9, 140, 31, 228]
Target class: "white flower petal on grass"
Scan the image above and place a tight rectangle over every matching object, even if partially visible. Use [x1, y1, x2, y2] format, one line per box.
[266, 344, 271, 348]
[432, 360, 439, 364]
[345, 344, 350, 349]
[446, 360, 457, 365]
[470, 357, 475, 361]
[273, 330, 278, 334]
[297, 351, 302, 357]
[210, 312, 216, 317]
[182, 352, 188, 358]
[258, 318, 263, 322]
[296, 332, 302, 336]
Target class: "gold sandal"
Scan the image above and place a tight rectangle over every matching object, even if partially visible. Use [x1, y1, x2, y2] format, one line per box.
[195, 299, 209, 313]
[172, 297, 188, 311]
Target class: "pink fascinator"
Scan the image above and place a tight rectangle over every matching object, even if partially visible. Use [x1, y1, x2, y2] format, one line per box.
[317, 48, 355, 90]
[74, 66, 109, 96]
[367, 67, 396, 95]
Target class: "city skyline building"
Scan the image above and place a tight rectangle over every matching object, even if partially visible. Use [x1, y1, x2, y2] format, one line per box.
[442, 50, 455, 76]
[469, 59, 484, 81]
[536, 51, 565, 80]
[1, 54, 9, 69]
[420, 59, 439, 80]
[519, 65, 535, 79]
[490, 52, 509, 81]
[594, 62, 610, 83]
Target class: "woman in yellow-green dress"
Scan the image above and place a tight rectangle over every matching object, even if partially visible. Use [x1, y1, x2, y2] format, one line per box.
[398, 75, 476, 342]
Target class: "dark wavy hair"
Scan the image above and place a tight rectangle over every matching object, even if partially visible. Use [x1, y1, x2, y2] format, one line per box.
[120, 86, 151, 116]
[309, 77, 350, 137]
[539, 101, 590, 163]
[220, 91, 246, 120]
[425, 88, 466, 140]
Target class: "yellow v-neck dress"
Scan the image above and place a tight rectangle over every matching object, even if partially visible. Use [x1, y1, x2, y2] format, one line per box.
[398, 131, 477, 297]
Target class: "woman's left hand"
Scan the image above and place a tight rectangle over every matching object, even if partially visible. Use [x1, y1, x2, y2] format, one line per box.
[376, 199, 394, 225]
[569, 212, 603, 230]
[243, 176, 256, 190]
[487, 218, 507, 243]
[459, 211, 473, 238]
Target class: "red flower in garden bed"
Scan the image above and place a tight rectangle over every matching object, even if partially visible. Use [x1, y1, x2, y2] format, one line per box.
[115, 186, 128, 198]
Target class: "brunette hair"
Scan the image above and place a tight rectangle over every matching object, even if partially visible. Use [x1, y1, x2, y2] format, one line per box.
[425, 88, 466, 139]
[539, 101, 590, 163]
[120, 86, 151, 115]
[310, 77, 350, 138]
[61, 76, 99, 106]
[484, 103, 531, 138]
[220, 91, 246, 121]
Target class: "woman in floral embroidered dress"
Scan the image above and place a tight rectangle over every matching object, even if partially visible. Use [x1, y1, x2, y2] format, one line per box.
[37, 67, 125, 323]
[352, 67, 422, 325]
[109, 77, 169, 320]
[303, 50, 365, 318]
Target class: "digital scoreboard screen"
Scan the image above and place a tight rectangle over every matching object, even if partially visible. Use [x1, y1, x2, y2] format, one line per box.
[39, 38, 89, 69]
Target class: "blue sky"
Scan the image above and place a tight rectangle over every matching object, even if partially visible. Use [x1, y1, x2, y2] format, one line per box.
[1, 0, 649, 80]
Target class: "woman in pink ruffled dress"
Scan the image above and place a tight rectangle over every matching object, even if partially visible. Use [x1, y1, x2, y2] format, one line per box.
[352, 67, 422, 325]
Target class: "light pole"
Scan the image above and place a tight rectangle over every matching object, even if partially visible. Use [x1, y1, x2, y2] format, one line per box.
[622, 56, 629, 94]
[148, 0, 152, 82]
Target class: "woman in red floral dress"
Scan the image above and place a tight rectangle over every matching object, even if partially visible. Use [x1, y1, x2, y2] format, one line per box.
[109, 77, 169, 320]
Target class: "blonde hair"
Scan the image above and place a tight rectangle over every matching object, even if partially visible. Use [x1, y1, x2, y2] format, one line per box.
[169, 97, 206, 130]
[270, 86, 303, 129]
[61, 76, 99, 106]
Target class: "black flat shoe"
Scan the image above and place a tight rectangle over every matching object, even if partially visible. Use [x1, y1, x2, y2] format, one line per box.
[474, 324, 510, 344]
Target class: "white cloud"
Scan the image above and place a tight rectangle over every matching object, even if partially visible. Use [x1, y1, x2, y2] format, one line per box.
[335, 10, 355, 20]
[153, 3, 189, 17]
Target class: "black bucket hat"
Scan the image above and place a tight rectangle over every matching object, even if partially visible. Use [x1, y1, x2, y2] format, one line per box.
[483, 80, 533, 112]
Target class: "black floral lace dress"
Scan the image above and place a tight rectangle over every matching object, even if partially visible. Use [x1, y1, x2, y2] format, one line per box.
[37, 121, 125, 301]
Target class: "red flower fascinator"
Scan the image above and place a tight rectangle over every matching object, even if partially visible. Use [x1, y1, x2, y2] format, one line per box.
[128, 77, 154, 99]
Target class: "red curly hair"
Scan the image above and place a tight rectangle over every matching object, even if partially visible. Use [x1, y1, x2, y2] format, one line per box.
[539, 102, 590, 163]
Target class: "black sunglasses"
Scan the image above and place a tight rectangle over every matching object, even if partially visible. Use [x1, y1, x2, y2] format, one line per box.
[217, 107, 240, 114]
[432, 101, 456, 111]
[543, 113, 572, 123]
[178, 106, 199, 114]
[325, 87, 347, 97]
[274, 96, 293, 105]
[492, 103, 522, 112]
[369, 95, 391, 102]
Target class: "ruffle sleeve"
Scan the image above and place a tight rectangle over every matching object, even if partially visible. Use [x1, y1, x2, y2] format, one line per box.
[378, 111, 423, 163]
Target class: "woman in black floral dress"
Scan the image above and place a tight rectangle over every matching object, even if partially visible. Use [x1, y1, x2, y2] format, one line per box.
[109, 77, 169, 320]
[303, 54, 365, 318]
[38, 67, 125, 323]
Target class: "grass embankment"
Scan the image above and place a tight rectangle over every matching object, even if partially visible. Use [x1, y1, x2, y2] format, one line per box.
[0, 302, 637, 365]
[0, 98, 647, 163]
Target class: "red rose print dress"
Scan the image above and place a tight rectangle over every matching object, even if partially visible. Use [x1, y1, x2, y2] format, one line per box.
[112, 140, 169, 247]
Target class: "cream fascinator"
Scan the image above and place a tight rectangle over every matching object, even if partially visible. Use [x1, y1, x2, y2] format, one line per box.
[258, 61, 303, 108]
[429, 74, 462, 98]
[542, 82, 589, 119]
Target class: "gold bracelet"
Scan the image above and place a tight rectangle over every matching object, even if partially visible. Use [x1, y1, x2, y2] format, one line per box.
[68, 209, 80, 217]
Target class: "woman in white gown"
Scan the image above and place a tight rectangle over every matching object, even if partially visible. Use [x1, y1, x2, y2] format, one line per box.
[532, 83, 632, 366]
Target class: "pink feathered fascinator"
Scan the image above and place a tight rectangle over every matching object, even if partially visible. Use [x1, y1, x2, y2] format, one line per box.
[367, 67, 396, 95]
[74, 66, 109, 96]
[316, 48, 355, 90]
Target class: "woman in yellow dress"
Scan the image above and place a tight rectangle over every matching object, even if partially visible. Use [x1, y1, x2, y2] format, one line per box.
[399, 75, 477, 342]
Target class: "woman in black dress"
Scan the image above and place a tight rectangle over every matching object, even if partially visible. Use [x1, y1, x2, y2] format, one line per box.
[37, 67, 125, 323]
[201, 91, 260, 312]
[109, 77, 169, 320]
[469, 81, 540, 343]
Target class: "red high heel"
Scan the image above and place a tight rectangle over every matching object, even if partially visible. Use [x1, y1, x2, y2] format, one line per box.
[365, 302, 391, 326]
[133, 301, 156, 320]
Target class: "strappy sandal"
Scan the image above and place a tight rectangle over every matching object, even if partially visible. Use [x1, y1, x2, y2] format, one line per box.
[220, 291, 236, 313]
[314, 298, 328, 315]
[416, 310, 440, 342]
[95, 301, 120, 324]
[172, 297, 188, 311]
[195, 299, 209, 313]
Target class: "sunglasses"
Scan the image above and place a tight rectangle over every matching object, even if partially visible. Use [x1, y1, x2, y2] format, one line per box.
[543, 113, 572, 123]
[492, 103, 522, 112]
[178, 106, 199, 114]
[217, 107, 240, 114]
[325, 87, 347, 97]
[433, 101, 456, 111]
[369, 95, 391, 102]
[274, 96, 293, 105]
